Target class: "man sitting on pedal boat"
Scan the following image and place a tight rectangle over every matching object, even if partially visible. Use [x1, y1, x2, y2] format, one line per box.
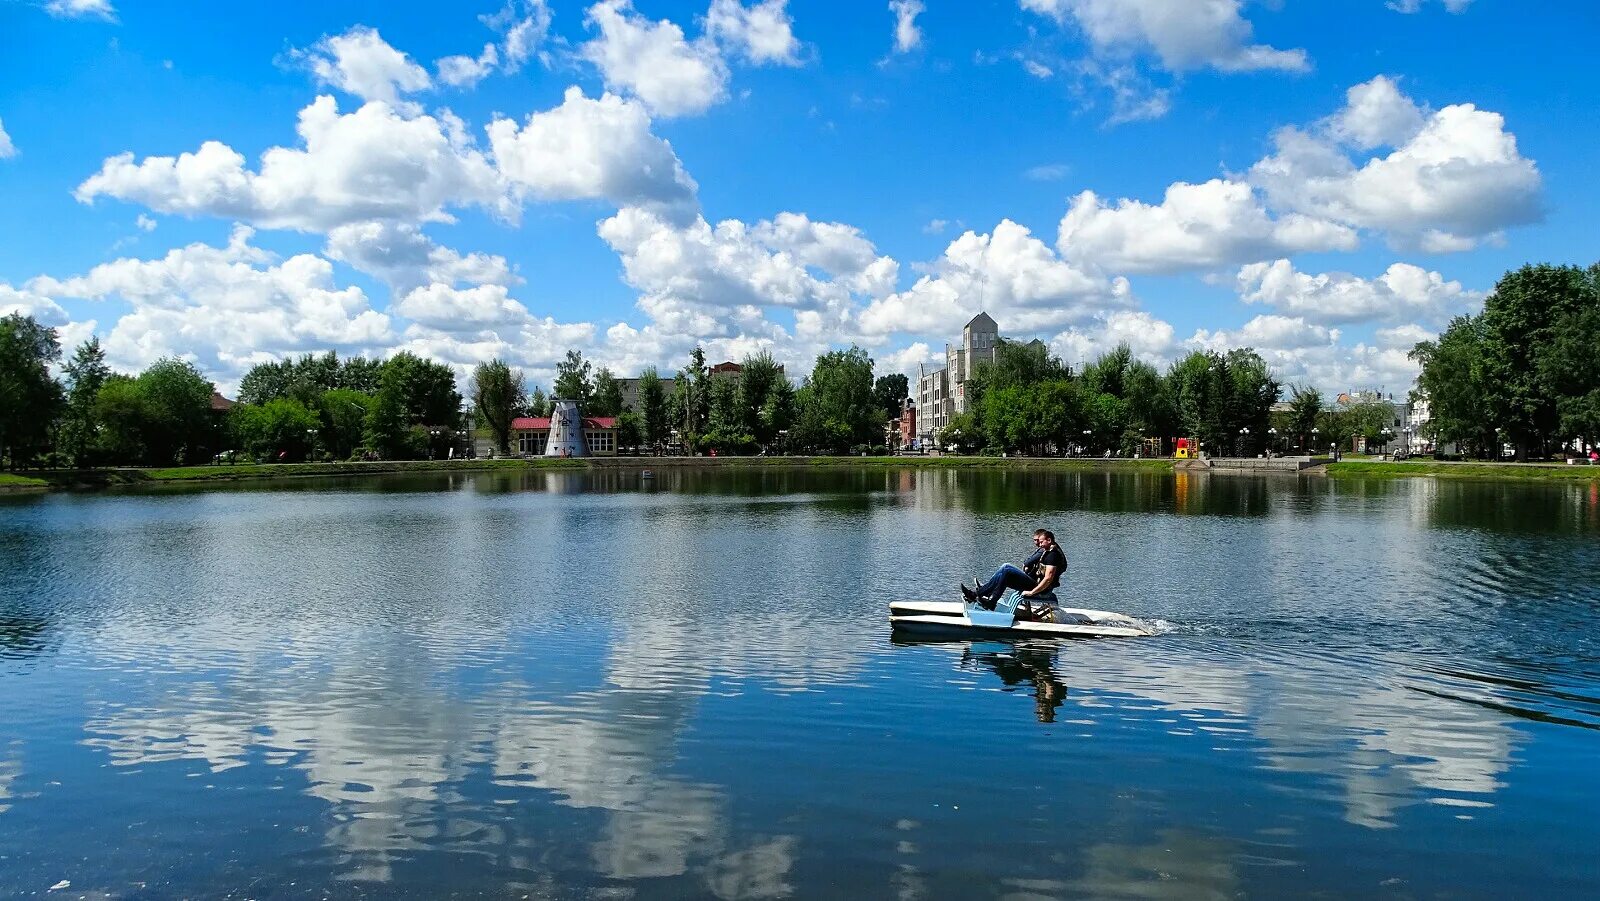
[961, 528, 1066, 614]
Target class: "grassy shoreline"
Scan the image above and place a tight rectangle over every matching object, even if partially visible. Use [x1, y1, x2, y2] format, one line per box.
[0, 473, 49, 491]
[1327, 460, 1600, 481]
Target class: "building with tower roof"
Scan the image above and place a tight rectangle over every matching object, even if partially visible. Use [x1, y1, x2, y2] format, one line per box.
[914, 312, 1004, 448]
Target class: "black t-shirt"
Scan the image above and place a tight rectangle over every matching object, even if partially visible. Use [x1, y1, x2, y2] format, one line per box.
[1024, 545, 1067, 590]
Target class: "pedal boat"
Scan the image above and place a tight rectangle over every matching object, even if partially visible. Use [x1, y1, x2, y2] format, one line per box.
[889, 598, 1153, 638]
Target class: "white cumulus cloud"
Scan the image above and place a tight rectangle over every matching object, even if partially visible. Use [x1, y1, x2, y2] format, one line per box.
[1249, 76, 1542, 250]
[706, 0, 803, 65]
[76, 96, 509, 232]
[1050, 310, 1178, 369]
[30, 227, 394, 380]
[1020, 0, 1308, 73]
[0, 117, 15, 159]
[888, 0, 924, 54]
[1235, 259, 1480, 326]
[436, 0, 554, 87]
[860, 219, 1133, 337]
[1057, 180, 1356, 274]
[324, 221, 517, 293]
[582, 0, 729, 118]
[488, 86, 700, 222]
[294, 26, 431, 110]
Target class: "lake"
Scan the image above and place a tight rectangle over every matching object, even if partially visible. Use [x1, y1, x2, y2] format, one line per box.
[2, 468, 1598, 898]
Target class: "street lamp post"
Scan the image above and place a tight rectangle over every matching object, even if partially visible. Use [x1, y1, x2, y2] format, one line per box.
[306, 428, 318, 462]
[429, 426, 442, 460]
[1081, 428, 1092, 457]
[1238, 426, 1250, 457]
[1267, 426, 1277, 457]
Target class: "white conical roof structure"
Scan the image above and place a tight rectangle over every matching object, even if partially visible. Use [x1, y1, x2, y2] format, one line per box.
[544, 399, 588, 457]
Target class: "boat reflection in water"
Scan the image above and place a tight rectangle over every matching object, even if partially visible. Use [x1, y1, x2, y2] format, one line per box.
[894, 635, 1070, 723]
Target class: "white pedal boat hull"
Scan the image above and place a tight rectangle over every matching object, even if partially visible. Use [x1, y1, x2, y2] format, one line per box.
[889, 599, 1153, 638]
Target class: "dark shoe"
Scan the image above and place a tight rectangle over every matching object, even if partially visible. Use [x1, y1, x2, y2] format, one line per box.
[960, 584, 978, 602]
[978, 594, 997, 611]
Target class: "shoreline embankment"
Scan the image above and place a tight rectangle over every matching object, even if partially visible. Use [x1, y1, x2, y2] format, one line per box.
[4, 455, 1598, 493]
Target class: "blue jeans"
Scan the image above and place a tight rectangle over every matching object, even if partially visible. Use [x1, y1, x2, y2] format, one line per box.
[978, 564, 1036, 600]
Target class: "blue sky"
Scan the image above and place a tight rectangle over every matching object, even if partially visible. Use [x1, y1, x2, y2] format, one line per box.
[2, 0, 1595, 395]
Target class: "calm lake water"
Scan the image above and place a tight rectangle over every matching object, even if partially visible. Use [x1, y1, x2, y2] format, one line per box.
[2, 468, 1598, 898]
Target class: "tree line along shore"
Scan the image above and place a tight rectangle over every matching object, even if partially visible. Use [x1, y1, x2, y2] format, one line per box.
[2, 262, 1595, 478]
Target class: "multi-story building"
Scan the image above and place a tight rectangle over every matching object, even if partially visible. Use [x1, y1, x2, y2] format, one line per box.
[914, 312, 1002, 447]
[616, 376, 677, 413]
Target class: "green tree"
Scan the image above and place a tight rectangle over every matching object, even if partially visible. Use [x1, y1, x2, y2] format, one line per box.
[93, 375, 147, 464]
[591, 367, 624, 417]
[1479, 263, 1600, 457]
[380, 352, 461, 428]
[981, 380, 1081, 455]
[735, 351, 790, 447]
[135, 358, 215, 465]
[317, 388, 373, 460]
[1122, 359, 1174, 452]
[238, 359, 295, 406]
[469, 359, 526, 455]
[792, 346, 876, 452]
[230, 397, 321, 461]
[673, 347, 709, 452]
[704, 377, 754, 454]
[1538, 303, 1600, 449]
[637, 367, 668, 449]
[339, 356, 384, 394]
[0, 314, 64, 468]
[364, 370, 412, 460]
[872, 373, 910, 424]
[59, 336, 111, 466]
[1286, 386, 1322, 452]
[552, 350, 594, 406]
[527, 385, 550, 418]
[1411, 315, 1496, 456]
[1340, 397, 1397, 450]
[615, 410, 644, 451]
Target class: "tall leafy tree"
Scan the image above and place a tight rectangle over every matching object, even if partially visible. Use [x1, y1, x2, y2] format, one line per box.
[60, 336, 111, 466]
[637, 367, 667, 449]
[552, 350, 594, 406]
[382, 351, 461, 428]
[673, 347, 709, 451]
[93, 375, 147, 464]
[735, 351, 789, 446]
[704, 377, 753, 453]
[527, 385, 550, 418]
[317, 388, 373, 460]
[1479, 263, 1600, 457]
[872, 373, 910, 424]
[135, 358, 216, 465]
[1122, 359, 1174, 452]
[1411, 315, 1495, 456]
[238, 359, 294, 406]
[793, 346, 876, 452]
[591, 367, 624, 417]
[1287, 386, 1323, 452]
[364, 375, 412, 460]
[1538, 303, 1600, 448]
[339, 356, 384, 394]
[0, 314, 64, 468]
[229, 398, 321, 461]
[469, 358, 525, 455]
